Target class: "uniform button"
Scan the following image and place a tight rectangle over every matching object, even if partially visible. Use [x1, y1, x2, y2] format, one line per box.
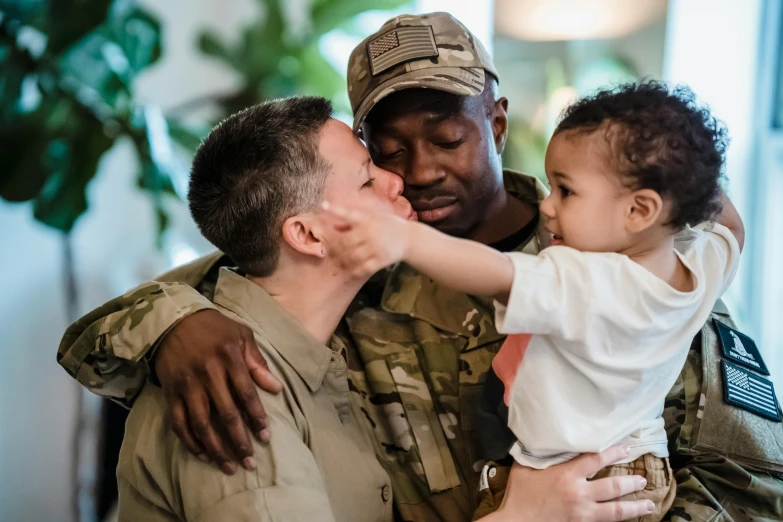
[489, 467, 497, 479]
[381, 485, 391, 502]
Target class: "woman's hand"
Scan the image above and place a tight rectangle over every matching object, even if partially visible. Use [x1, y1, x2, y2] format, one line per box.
[484, 446, 655, 522]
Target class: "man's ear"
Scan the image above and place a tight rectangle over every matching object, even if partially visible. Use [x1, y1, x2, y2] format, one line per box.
[492, 97, 509, 155]
[281, 214, 326, 259]
[627, 189, 664, 233]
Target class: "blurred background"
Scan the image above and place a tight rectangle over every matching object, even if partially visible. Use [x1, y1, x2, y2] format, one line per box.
[1, 0, 781, 520]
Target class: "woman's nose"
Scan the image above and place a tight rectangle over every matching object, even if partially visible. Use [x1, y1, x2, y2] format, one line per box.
[379, 167, 404, 201]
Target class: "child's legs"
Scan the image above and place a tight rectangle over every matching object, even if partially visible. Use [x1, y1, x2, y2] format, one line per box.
[591, 454, 676, 522]
[472, 460, 512, 521]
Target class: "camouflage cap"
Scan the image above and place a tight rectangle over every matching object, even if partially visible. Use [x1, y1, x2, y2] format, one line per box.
[347, 12, 498, 131]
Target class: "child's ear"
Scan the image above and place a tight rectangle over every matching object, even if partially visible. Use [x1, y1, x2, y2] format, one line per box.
[281, 214, 327, 259]
[626, 189, 664, 233]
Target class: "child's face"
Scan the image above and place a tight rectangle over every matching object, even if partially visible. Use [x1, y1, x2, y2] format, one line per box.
[541, 129, 637, 253]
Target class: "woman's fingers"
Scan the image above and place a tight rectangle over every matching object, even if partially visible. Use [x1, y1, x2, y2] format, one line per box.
[586, 473, 647, 502]
[590, 499, 656, 521]
[572, 446, 630, 478]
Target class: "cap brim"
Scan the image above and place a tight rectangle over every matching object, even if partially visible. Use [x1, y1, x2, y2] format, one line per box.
[352, 67, 486, 132]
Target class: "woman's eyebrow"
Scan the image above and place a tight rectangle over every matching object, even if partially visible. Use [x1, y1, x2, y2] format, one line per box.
[357, 156, 371, 177]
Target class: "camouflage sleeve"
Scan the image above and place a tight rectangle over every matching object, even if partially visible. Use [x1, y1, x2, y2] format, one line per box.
[56, 252, 230, 407]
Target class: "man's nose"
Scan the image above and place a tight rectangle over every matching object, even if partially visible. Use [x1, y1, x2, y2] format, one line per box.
[405, 149, 446, 187]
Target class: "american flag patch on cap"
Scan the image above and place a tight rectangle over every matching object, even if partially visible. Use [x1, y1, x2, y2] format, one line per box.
[722, 360, 781, 422]
[367, 25, 438, 76]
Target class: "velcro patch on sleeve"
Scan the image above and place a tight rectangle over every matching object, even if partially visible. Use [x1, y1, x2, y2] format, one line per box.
[714, 319, 769, 375]
[722, 360, 781, 422]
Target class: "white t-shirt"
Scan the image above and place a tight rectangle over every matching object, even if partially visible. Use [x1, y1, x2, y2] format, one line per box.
[494, 223, 740, 469]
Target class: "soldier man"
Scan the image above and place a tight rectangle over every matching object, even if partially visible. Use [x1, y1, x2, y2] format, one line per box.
[58, 12, 783, 522]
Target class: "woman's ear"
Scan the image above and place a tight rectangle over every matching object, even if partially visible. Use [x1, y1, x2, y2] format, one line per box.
[627, 189, 664, 233]
[281, 214, 326, 259]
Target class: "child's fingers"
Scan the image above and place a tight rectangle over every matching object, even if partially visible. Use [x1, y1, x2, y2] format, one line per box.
[317, 206, 354, 233]
[321, 201, 364, 225]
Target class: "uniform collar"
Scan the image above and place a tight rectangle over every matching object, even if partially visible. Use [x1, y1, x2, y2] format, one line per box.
[379, 170, 549, 340]
[213, 268, 332, 392]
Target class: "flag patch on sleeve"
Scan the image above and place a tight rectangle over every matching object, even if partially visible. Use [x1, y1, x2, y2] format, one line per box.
[722, 360, 781, 422]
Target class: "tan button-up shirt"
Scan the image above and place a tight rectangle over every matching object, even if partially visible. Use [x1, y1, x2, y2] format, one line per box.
[117, 268, 393, 522]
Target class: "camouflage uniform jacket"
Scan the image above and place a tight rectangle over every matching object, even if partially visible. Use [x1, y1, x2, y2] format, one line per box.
[58, 169, 783, 522]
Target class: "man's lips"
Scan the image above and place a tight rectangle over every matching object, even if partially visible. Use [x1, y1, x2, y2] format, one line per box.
[410, 196, 458, 223]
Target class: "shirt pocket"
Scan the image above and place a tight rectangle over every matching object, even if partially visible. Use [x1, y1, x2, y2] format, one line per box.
[386, 350, 462, 494]
[458, 338, 505, 474]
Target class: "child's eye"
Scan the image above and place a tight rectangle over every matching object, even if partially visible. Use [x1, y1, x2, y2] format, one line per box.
[559, 185, 571, 198]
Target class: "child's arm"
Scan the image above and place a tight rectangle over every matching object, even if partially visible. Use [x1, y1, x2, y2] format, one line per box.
[405, 219, 515, 300]
[717, 191, 745, 252]
[321, 203, 515, 301]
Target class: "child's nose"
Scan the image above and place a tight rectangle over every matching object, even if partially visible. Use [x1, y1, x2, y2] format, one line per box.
[540, 195, 556, 219]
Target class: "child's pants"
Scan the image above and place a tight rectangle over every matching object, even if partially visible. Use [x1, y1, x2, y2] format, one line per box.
[471, 454, 676, 522]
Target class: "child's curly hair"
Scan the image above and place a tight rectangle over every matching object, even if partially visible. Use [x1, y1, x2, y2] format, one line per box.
[555, 81, 729, 229]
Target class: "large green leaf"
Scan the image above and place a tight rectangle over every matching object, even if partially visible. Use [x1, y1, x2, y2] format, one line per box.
[58, 31, 131, 111]
[105, 0, 161, 73]
[0, 95, 78, 202]
[47, 0, 112, 55]
[0, 46, 29, 122]
[0, 113, 50, 201]
[55, 1, 162, 109]
[32, 106, 113, 232]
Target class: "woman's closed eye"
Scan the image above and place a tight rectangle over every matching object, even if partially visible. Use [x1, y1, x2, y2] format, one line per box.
[362, 177, 375, 189]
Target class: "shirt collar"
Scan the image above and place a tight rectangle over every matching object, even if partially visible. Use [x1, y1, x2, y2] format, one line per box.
[213, 268, 332, 392]
[379, 170, 549, 339]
